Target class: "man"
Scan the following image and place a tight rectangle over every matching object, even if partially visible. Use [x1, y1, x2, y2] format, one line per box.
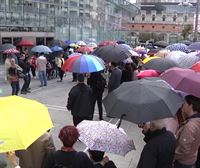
[174, 95, 200, 168]
[137, 119, 176, 168]
[67, 74, 93, 126]
[108, 62, 122, 93]
[87, 72, 106, 120]
[16, 132, 55, 168]
[36, 53, 47, 87]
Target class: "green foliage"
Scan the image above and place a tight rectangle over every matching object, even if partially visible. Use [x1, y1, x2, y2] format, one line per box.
[181, 24, 193, 40]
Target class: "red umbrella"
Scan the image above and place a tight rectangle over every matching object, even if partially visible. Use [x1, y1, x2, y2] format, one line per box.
[191, 61, 200, 72]
[17, 40, 34, 46]
[75, 46, 94, 54]
[98, 40, 117, 47]
[136, 70, 160, 79]
[3, 48, 20, 54]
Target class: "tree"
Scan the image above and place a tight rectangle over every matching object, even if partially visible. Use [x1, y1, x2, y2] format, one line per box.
[181, 24, 193, 40]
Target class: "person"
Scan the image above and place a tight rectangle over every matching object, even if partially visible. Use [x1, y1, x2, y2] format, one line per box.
[36, 53, 47, 87]
[137, 119, 176, 168]
[7, 58, 22, 95]
[18, 53, 31, 94]
[108, 62, 122, 93]
[88, 149, 117, 168]
[55, 54, 65, 82]
[0, 152, 20, 168]
[174, 95, 200, 168]
[67, 74, 93, 126]
[44, 125, 90, 168]
[87, 72, 106, 120]
[121, 63, 133, 83]
[30, 54, 37, 79]
[4, 54, 12, 81]
[16, 131, 55, 168]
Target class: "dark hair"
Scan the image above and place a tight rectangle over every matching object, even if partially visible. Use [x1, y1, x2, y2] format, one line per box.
[78, 74, 84, 82]
[88, 149, 105, 162]
[58, 125, 79, 147]
[185, 95, 200, 112]
[111, 62, 117, 67]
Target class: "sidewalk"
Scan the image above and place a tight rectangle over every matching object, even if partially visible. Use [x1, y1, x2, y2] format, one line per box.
[0, 64, 5, 83]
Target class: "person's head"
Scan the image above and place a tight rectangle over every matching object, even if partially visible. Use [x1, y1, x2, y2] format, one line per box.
[20, 53, 26, 60]
[10, 58, 15, 66]
[40, 52, 44, 56]
[77, 74, 84, 83]
[182, 95, 200, 119]
[150, 119, 166, 131]
[58, 125, 79, 147]
[88, 149, 105, 162]
[111, 62, 117, 68]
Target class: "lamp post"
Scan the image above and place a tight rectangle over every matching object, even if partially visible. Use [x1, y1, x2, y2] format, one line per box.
[194, 0, 200, 42]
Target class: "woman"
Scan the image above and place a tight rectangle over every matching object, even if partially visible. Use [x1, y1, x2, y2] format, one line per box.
[55, 54, 65, 82]
[44, 125, 93, 168]
[7, 58, 22, 95]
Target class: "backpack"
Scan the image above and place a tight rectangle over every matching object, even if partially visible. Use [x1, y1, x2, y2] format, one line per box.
[96, 77, 106, 91]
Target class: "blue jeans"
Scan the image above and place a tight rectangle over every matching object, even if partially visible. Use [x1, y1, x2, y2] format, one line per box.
[11, 81, 20, 95]
[38, 70, 47, 86]
[174, 161, 195, 168]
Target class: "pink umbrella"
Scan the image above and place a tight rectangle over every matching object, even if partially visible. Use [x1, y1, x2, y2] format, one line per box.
[136, 69, 160, 79]
[3, 48, 20, 54]
[160, 67, 200, 98]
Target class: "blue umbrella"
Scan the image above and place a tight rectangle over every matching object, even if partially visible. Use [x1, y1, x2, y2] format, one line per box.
[64, 40, 73, 45]
[117, 40, 126, 44]
[51, 46, 63, 52]
[31, 45, 52, 53]
[166, 43, 189, 53]
[188, 42, 200, 51]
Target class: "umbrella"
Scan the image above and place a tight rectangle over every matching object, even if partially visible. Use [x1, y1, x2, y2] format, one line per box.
[51, 46, 63, 52]
[143, 58, 178, 73]
[75, 46, 94, 54]
[49, 39, 67, 48]
[16, 40, 34, 46]
[103, 78, 183, 124]
[156, 49, 170, 58]
[177, 52, 200, 68]
[119, 44, 132, 50]
[0, 96, 53, 153]
[98, 40, 117, 47]
[77, 40, 87, 46]
[67, 52, 82, 58]
[142, 56, 160, 64]
[70, 43, 79, 48]
[128, 50, 140, 57]
[77, 120, 135, 156]
[134, 46, 147, 55]
[166, 43, 189, 53]
[116, 40, 126, 44]
[61, 54, 105, 73]
[0, 43, 15, 52]
[165, 51, 187, 63]
[84, 38, 96, 43]
[154, 41, 168, 48]
[93, 45, 132, 63]
[3, 48, 20, 54]
[31, 45, 52, 53]
[188, 42, 200, 50]
[147, 48, 160, 55]
[179, 40, 192, 46]
[64, 40, 73, 45]
[136, 70, 160, 79]
[191, 61, 200, 72]
[123, 57, 133, 64]
[160, 67, 200, 98]
[87, 42, 97, 48]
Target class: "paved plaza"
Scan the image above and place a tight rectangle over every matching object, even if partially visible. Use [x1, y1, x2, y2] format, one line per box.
[0, 65, 145, 168]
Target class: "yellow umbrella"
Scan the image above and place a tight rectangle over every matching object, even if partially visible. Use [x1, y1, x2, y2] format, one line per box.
[142, 56, 160, 64]
[0, 96, 53, 153]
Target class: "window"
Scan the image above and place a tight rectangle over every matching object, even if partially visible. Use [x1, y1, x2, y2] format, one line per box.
[152, 15, 155, 21]
[142, 14, 145, 21]
[162, 15, 166, 22]
[132, 25, 134, 28]
[152, 26, 155, 29]
[173, 15, 176, 22]
[184, 15, 187, 22]
[173, 26, 175, 29]
[162, 26, 165, 29]
[132, 17, 135, 21]
[142, 25, 144, 29]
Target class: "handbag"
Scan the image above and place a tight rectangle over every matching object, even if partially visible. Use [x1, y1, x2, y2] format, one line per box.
[17, 70, 25, 78]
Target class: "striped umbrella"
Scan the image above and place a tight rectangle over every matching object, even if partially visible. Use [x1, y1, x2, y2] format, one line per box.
[3, 48, 20, 54]
[61, 54, 105, 73]
[166, 43, 189, 53]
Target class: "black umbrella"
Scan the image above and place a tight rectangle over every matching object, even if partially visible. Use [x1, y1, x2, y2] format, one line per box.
[49, 39, 67, 49]
[154, 41, 168, 48]
[0, 43, 15, 52]
[103, 78, 183, 124]
[143, 58, 178, 73]
[179, 40, 192, 46]
[188, 42, 200, 50]
[93, 45, 132, 63]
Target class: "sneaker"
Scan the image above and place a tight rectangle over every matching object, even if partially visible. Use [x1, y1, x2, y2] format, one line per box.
[27, 88, 31, 91]
[21, 91, 27, 94]
[26, 90, 31, 93]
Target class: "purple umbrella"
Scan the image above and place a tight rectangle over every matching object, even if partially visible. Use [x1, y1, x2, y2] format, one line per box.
[188, 42, 200, 50]
[166, 43, 189, 53]
[160, 67, 200, 98]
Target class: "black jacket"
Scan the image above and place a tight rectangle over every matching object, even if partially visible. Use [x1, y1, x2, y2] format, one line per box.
[94, 161, 117, 168]
[137, 128, 176, 168]
[18, 59, 30, 74]
[67, 83, 93, 118]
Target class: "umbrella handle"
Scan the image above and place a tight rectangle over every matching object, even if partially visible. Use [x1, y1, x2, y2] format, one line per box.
[117, 114, 126, 128]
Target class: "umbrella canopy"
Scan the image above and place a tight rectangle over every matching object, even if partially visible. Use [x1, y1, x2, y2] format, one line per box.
[147, 48, 160, 55]
[77, 40, 87, 46]
[77, 120, 135, 156]
[16, 40, 34, 46]
[123, 57, 133, 64]
[0, 96, 53, 153]
[75, 46, 94, 54]
[134, 46, 147, 55]
[116, 40, 126, 44]
[136, 69, 160, 79]
[188, 42, 200, 50]
[143, 58, 178, 73]
[156, 49, 170, 58]
[61, 54, 105, 73]
[87, 42, 97, 48]
[165, 51, 187, 63]
[31, 45, 52, 53]
[179, 40, 192, 46]
[142, 56, 160, 64]
[103, 78, 183, 124]
[0, 43, 15, 52]
[98, 40, 117, 47]
[49, 39, 67, 48]
[84, 38, 96, 43]
[154, 41, 169, 48]
[166, 43, 189, 53]
[51, 46, 63, 52]
[177, 52, 200, 68]
[119, 44, 132, 50]
[191, 61, 200, 72]
[64, 40, 73, 45]
[93, 45, 131, 63]
[3, 48, 20, 54]
[128, 50, 140, 57]
[160, 67, 200, 98]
